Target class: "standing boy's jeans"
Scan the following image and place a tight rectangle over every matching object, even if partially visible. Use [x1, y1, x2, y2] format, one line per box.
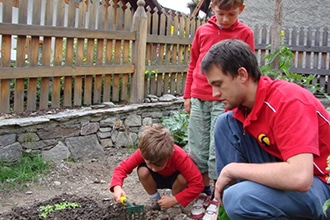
[214, 111, 330, 220]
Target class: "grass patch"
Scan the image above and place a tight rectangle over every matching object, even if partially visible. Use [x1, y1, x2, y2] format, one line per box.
[0, 153, 50, 191]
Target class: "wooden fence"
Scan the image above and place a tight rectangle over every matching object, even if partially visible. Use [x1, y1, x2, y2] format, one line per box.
[0, 0, 329, 114]
[253, 25, 330, 95]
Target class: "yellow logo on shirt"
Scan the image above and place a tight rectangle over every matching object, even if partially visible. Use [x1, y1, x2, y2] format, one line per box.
[258, 134, 270, 147]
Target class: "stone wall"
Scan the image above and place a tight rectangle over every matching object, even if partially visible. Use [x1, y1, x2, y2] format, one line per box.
[0, 95, 183, 163]
[1, 94, 328, 164]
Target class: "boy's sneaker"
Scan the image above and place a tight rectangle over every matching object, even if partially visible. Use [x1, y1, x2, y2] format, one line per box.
[190, 193, 210, 219]
[144, 198, 160, 211]
[202, 199, 218, 220]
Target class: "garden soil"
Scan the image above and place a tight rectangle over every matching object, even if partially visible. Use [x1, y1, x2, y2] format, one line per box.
[0, 147, 195, 220]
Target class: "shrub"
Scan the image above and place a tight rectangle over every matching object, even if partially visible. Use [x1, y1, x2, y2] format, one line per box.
[260, 31, 329, 100]
[161, 111, 189, 148]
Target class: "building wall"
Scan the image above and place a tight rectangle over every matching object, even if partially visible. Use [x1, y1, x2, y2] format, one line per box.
[239, 0, 329, 29]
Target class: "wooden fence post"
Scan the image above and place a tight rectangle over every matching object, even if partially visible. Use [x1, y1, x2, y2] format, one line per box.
[270, 0, 283, 70]
[130, 0, 147, 103]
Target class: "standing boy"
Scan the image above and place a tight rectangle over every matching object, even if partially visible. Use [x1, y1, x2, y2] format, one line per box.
[183, 0, 254, 203]
[110, 124, 204, 210]
[201, 39, 330, 219]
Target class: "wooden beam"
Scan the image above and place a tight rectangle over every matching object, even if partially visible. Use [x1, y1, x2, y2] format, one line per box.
[190, 0, 205, 18]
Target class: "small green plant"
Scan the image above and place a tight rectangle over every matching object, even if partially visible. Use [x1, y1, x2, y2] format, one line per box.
[39, 204, 54, 218]
[39, 202, 81, 218]
[323, 155, 330, 216]
[260, 31, 329, 100]
[55, 201, 81, 210]
[23, 133, 33, 142]
[127, 145, 139, 152]
[145, 60, 158, 79]
[161, 111, 189, 148]
[217, 205, 230, 220]
[0, 153, 50, 190]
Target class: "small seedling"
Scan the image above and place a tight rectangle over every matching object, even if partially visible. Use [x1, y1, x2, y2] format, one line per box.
[38, 202, 81, 218]
[55, 201, 81, 210]
[39, 204, 54, 218]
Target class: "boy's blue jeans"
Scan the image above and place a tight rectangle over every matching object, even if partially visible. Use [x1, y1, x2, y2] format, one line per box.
[214, 111, 330, 219]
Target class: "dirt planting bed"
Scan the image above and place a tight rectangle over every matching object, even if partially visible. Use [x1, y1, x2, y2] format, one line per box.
[0, 148, 194, 220]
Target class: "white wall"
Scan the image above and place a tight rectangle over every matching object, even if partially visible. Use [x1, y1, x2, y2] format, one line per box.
[240, 0, 329, 29]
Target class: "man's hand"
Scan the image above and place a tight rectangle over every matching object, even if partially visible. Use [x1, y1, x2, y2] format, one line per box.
[214, 154, 314, 205]
[214, 164, 236, 205]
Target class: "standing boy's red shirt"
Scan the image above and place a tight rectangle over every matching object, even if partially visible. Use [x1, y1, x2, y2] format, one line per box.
[110, 145, 204, 207]
[184, 16, 254, 101]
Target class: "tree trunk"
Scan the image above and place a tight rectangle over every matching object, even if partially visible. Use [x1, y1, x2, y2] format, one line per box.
[270, 0, 283, 70]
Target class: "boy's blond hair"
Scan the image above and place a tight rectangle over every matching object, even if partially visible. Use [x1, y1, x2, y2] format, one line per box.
[212, 0, 244, 10]
[139, 124, 174, 166]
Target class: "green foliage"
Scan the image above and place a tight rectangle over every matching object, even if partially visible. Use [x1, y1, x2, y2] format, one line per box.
[145, 68, 158, 79]
[323, 155, 330, 216]
[161, 111, 190, 148]
[127, 145, 139, 153]
[217, 205, 230, 220]
[39, 202, 81, 218]
[145, 60, 158, 79]
[55, 201, 81, 210]
[260, 37, 329, 100]
[323, 200, 330, 217]
[0, 153, 50, 190]
[39, 204, 54, 218]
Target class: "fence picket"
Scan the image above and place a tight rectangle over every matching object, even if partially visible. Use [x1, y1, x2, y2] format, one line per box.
[103, 38, 113, 102]
[121, 41, 130, 102]
[83, 38, 94, 105]
[312, 28, 321, 85]
[39, 37, 51, 110]
[94, 39, 104, 104]
[1, 0, 12, 115]
[14, 36, 25, 112]
[63, 37, 74, 107]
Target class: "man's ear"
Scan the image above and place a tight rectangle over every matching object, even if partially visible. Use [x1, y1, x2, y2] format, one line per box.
[237, 67, 248, 82]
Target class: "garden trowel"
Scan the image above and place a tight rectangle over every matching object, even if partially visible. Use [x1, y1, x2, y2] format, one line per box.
[120, 196, 145, 220]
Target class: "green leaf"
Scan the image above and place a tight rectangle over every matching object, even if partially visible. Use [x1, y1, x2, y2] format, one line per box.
[323, 199, 330, 216]
[217, 205, 230, 220]
[161, 111, 189, 147]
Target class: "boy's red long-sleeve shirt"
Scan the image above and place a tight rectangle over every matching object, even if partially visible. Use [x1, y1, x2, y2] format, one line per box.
[110, 145, 204, 207]
[184, 16, 255, 101]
